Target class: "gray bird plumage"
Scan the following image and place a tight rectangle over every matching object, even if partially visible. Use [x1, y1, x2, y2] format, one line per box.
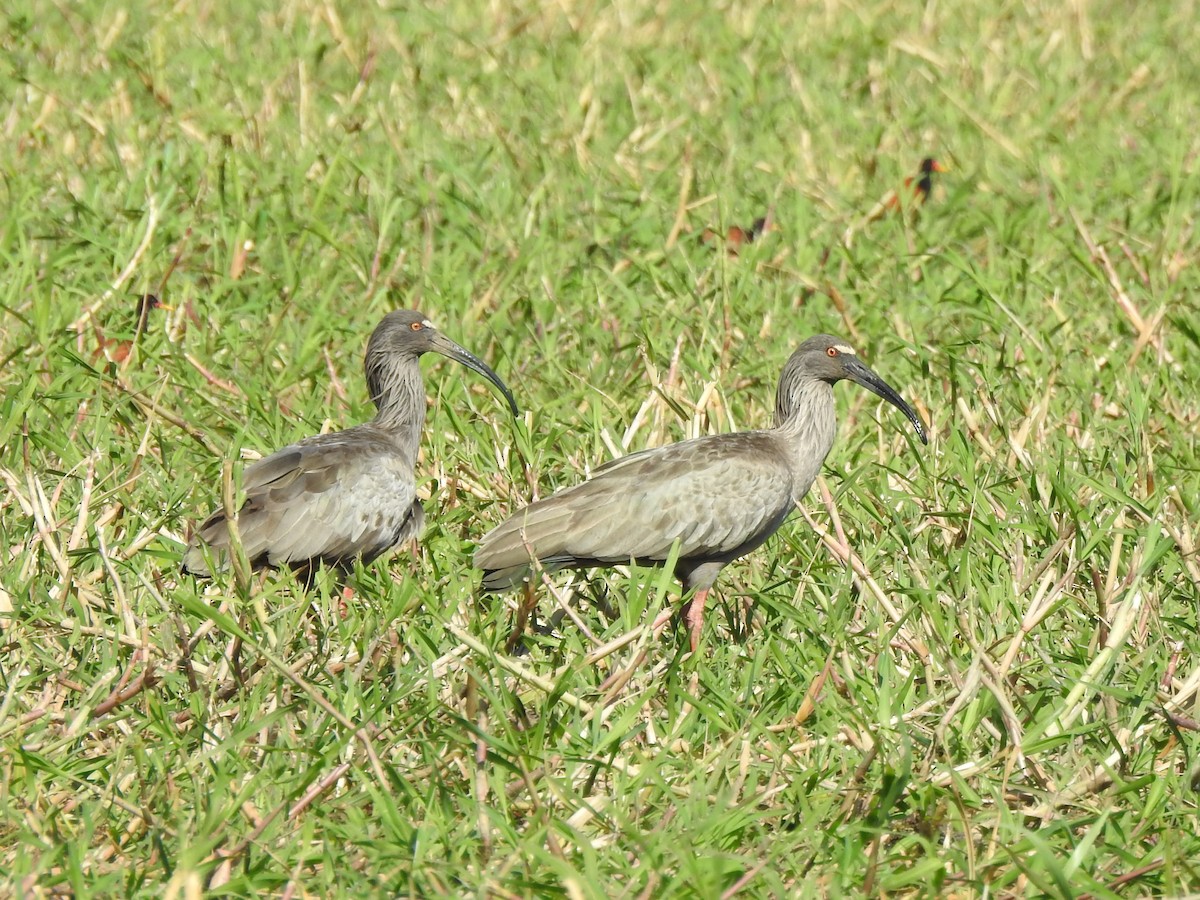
[474, 334, 926, 649]
[183, 309, 518, 578]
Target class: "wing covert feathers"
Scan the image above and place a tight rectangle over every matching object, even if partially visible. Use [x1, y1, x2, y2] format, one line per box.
[475, 432, 797, 591]
[183, 429, 419, 576]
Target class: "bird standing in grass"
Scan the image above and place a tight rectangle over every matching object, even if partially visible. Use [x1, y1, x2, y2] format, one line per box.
[899, 157, 947, 208]
[183, 310, 518, 579]
[90, 294, 168, 364]
[475, 335, 926, 651]
[701, 212, 777, 256]
[864, 157, 948, 223]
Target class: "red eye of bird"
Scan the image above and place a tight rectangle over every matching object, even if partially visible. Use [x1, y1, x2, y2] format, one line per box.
[826, 347, 838, 357]
[410, 322, 423, 332]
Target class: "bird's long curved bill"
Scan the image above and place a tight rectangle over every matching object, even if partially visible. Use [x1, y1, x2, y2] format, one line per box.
[847, 359, 928, 444]
[432, 333, 520, 416]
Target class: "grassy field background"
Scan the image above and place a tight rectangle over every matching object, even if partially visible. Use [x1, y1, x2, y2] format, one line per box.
[3, 0, 1199, 895]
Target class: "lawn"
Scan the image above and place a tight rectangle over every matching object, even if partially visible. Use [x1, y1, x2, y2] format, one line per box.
[2, 0, 1199, 895]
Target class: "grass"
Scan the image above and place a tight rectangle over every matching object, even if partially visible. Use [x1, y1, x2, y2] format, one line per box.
[2, 0, 1199, 895]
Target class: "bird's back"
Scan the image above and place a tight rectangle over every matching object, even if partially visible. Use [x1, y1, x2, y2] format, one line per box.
[475, 431, 798, 591]
[183, 424, 421, 576]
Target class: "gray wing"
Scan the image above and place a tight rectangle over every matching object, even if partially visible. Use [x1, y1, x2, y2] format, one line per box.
[183, 429, 420, 576]
[474, 432, 796, 590]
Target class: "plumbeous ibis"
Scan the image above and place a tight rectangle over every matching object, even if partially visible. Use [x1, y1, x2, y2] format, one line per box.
[183, 310, 518, 578]
[474, 335, 925, 650]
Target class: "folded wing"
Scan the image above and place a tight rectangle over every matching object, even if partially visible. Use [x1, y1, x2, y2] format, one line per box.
[183, 429, 420, 576]
[475, 431, 796, 591]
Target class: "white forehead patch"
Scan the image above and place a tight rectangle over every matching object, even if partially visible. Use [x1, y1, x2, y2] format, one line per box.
[834, 344, 856, 355]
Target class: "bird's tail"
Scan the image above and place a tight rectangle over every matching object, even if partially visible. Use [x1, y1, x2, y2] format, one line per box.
[474, 499, 578, 592]
[181, 509, 267, 577]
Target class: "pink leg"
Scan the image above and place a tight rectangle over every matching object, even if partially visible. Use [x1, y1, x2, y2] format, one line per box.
[685, 588, 709, 653]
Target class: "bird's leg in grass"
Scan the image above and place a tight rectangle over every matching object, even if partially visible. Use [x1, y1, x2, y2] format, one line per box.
[647, 588, 709, 652]
[684, 588, 709, 652]
[229, 634, 245, 686]
[504, 581, 539, 653]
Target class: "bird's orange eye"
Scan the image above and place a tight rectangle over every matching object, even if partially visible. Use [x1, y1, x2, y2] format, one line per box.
[826, 347, 838, 357]
[410, 322, 423, 332]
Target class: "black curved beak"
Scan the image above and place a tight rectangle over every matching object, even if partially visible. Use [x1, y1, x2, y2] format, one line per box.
[845, 357, 928, 445]
[431, 333, 520, 417]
